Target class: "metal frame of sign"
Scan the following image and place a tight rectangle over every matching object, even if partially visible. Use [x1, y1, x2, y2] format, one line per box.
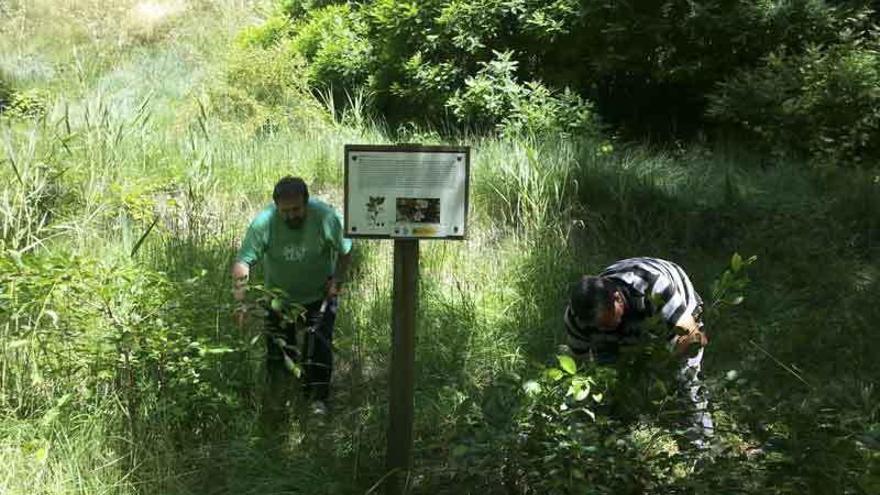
[343, 144, 470, 240]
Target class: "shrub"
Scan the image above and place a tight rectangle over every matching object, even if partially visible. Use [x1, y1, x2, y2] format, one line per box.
[708, 33, 880, 166]
[447, 50, 601, 137]
[4, 88, 50, 118]
[277, 0, 344, 20]
[288, 4, 373, 91]
[0, 250, 240, 433]
[210, 38, 325, 132]
[240, 0, 867, 143]
[235, 15, 291, 49]
[0, 69, 11, 111]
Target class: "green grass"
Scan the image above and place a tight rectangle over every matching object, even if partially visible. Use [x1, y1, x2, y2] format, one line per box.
[1, 1, 879, 494]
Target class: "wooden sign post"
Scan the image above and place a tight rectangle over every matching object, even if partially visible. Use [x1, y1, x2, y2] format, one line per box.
[387, 239, 418, 493]
[343, 144, 470, 495]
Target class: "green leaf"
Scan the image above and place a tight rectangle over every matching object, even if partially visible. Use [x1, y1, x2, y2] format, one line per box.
[35, 446, 48, 463]
[203, 347, 233, 354]
[8, 339, 28, 349]
[557, 355, 577, 375]
[546, 368, 564, 381]
[730, 296, 744, 305]
[283, 354, 302, 378]
[571, 378, 591, 401]
[271, 298, 284, 311]
[41, 408, 59, 427]
[43, 310, 59, 327]
[731, 252, 743, 272]
[591, 392, 603, 403]
[56, 393, 72, 408]
[522, 380, 541, 395]
[30, 366, 43, 386]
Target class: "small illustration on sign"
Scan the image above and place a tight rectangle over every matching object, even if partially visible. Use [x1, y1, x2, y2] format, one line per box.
[367, 196, 386, 227]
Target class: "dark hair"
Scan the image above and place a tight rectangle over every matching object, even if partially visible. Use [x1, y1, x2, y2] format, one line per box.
[569, 276, 616, 324]
[273, 176, 309, 203]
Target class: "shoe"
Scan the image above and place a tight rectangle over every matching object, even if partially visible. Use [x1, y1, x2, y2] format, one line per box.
[310, 400, 328, 416]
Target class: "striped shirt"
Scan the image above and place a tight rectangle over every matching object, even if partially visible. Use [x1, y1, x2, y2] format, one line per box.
[564, 257, 703, 361]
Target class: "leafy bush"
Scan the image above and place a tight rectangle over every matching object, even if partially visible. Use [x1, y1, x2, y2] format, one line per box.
[3, 88, 50, 118]
[209, 37, 326, 134]
[0, 70, 50, 119]
[266, 0, 846, 138]
[258, 0, 601, 136]
[445, 50, 597, 137]
[239, 0, 874, 148]
[288, 4, 373, 91]
[708, 33, 880, 166]
[277, 0, 344, 20]
[0, 249, 242, 437]
[549, 0, 842, 136]
[441, 349, 700, 493]
[424, 255, 762, 493]
[0, 69, 11, 111]
[236, 15, 292, 49]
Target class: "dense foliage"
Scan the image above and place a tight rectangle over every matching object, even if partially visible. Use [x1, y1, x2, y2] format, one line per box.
[708, 29, 880, 166]
[235, 0, 880, 164]
[0, 70, 11, 111]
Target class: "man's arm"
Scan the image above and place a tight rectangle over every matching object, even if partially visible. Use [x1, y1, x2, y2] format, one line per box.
[325, 208, 353, 298]
[326, 251, 352, 298]
[646, 267, 705, 356]
[334, 251, 352, 283]
[231, 212, 269, 326]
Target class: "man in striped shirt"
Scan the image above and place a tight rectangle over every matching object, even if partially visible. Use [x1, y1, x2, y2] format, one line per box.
[564, 257, 714, 447]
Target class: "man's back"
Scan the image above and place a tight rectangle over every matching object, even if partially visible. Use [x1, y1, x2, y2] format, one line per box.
[564, 257, 703, 361]
[600, 257, 702, 328]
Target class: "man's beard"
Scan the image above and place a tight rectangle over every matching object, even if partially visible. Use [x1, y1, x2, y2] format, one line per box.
[285, 218, 304, 229]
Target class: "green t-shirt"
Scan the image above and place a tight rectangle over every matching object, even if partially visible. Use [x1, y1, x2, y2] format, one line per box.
[236, 199, 352, 304]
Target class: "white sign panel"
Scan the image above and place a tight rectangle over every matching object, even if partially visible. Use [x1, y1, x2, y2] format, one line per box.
[344, 145, 470, 239]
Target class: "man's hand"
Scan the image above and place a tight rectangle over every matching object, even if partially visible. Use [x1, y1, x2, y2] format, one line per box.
[672, 313, 708, 355]
[326, 252, 351, 299]
[231, 261, 250, 329]
[325, 276, 343, 299]
[674, 327, 708, 357]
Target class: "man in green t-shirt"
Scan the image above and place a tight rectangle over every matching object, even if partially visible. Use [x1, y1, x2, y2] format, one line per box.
[231, 176, 352, 415]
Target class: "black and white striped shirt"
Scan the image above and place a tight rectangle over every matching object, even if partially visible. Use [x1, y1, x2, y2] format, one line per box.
[564, 257, 703, 360]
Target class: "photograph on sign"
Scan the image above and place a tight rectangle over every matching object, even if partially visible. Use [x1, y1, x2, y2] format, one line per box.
[344, 146, 469, 239]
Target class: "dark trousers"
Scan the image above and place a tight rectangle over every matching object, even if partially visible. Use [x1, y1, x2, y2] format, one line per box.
[265, 298, 337, 401]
